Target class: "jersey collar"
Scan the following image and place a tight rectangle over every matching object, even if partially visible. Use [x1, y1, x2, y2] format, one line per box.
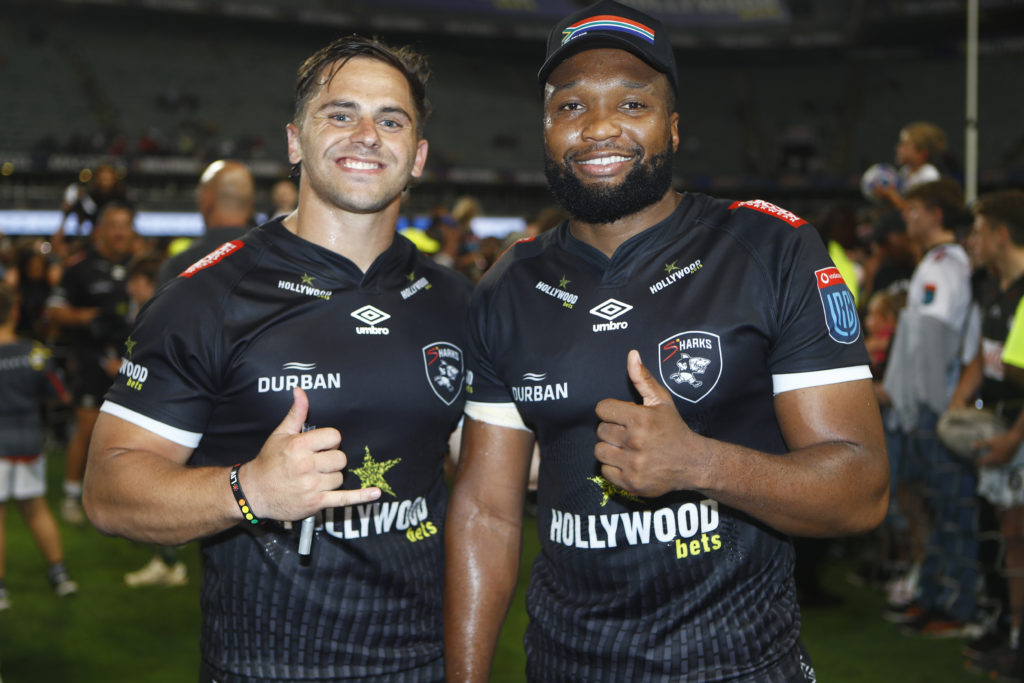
[260, 218, 418, 292]
[555, 192, 701, 286]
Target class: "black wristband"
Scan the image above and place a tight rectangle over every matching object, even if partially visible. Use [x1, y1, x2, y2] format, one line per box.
[229, 463, 261, 525]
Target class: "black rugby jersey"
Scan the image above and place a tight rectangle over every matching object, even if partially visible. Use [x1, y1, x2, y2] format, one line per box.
[466, 193, 869, 682]
[101, 219, 470, 681]
[978, 272, 1024, 421]
[0, 340, 66, 458]
[47, 247, 131, 353]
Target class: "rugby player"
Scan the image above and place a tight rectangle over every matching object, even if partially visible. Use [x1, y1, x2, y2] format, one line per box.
[445, 2, 889, 680]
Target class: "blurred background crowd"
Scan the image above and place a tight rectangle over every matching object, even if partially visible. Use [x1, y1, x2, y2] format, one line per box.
[3, 0, 1024, 680]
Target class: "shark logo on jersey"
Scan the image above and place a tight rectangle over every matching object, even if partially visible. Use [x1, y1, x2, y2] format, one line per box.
[815, 267, 860, 344]
[423, 342, 464, 405]
[659, 332, 722, 403]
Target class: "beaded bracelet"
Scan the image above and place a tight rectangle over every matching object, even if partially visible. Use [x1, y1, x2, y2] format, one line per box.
[229, 463, 261, 525]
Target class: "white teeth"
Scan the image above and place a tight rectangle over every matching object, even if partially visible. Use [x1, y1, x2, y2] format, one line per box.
[579, 155, 631, 166]
[342, 159, 380, 170]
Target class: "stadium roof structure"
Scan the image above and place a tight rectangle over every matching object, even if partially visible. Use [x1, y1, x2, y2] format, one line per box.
[16, 0, 1024, 55]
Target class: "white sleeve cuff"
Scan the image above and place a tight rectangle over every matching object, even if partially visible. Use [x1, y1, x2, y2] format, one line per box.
[99, 401, 203, 448]
[464, 400, 532, 432]
[772, 365, 872, 395]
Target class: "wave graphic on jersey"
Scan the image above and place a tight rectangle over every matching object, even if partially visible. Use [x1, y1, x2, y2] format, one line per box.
[423, 342, 464, 405]
[281, 362, 316, 371]
[658, 331, 722, 403]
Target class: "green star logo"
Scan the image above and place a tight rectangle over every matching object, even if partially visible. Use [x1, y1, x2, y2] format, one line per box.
[352, 446, 401, 498]
[406, 271, 416, 282]
[124, 337, 137, 358]
[664, 261, 680, 274]
[588, 475, 642, 507]
[558, 275, 570, 289]
[301, 273, 314, 286]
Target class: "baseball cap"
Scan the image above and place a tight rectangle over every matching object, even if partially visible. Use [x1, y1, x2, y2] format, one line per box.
[537, 0, 678, 95]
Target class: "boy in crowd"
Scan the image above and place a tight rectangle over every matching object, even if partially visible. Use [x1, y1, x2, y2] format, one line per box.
[0, 284, 77, 610]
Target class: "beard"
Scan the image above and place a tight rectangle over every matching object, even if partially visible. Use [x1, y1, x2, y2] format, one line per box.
[544, 143, 674, 225]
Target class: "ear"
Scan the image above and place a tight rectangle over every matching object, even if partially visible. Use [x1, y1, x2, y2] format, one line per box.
[670, 111, 680, 153]
[997, 222, 1013, 246]
[286, 123, 302, 165]
[411, 138, 429, 179]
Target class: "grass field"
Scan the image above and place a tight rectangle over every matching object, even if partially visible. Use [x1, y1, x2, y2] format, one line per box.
[0, 447, 984, 682]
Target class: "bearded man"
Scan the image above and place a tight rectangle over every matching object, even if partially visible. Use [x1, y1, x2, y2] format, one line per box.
[444, 2, 889, 681]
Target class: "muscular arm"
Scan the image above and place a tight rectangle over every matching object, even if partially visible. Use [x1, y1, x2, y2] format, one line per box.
[445, 416, 535, 683]
[83, 387, 381, 545]
[595, 350, 889, 538]
[84, 413, 240, 543]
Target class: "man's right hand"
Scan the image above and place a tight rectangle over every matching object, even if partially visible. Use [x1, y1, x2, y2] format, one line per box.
[241, 387, 380, 522]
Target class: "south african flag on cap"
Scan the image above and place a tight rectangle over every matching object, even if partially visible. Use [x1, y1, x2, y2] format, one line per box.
[561, 14, 655, 45]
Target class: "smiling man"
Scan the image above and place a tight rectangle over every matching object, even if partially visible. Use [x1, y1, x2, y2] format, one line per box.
[84, 36, 470, 682]
[444, 1, 889, 681]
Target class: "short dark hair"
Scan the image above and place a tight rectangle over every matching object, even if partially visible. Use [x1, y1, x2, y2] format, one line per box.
[96, 199, 136, 225]
[293, 34, 431, 136]
[128, 252, 163, 284]
[973, 189, 1024, 246]
[904, 178, 964, 230]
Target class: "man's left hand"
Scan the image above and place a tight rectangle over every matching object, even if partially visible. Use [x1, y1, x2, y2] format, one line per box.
[594, 350, 706, 498]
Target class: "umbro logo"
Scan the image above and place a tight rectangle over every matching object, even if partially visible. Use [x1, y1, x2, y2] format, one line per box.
[590, 298, 632, 332]
[352, 305, 391, 335]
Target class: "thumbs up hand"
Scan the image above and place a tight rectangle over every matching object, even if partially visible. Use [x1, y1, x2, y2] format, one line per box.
[593, 350, 706, 498]
[239, 387, 380, 523]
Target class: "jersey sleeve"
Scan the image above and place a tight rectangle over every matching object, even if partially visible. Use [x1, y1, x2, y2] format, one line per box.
[100, 280, 224, 447]
[913, 250, 973, 327]
[463, 272, 517, 406]
[763, 221, 870, 391]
